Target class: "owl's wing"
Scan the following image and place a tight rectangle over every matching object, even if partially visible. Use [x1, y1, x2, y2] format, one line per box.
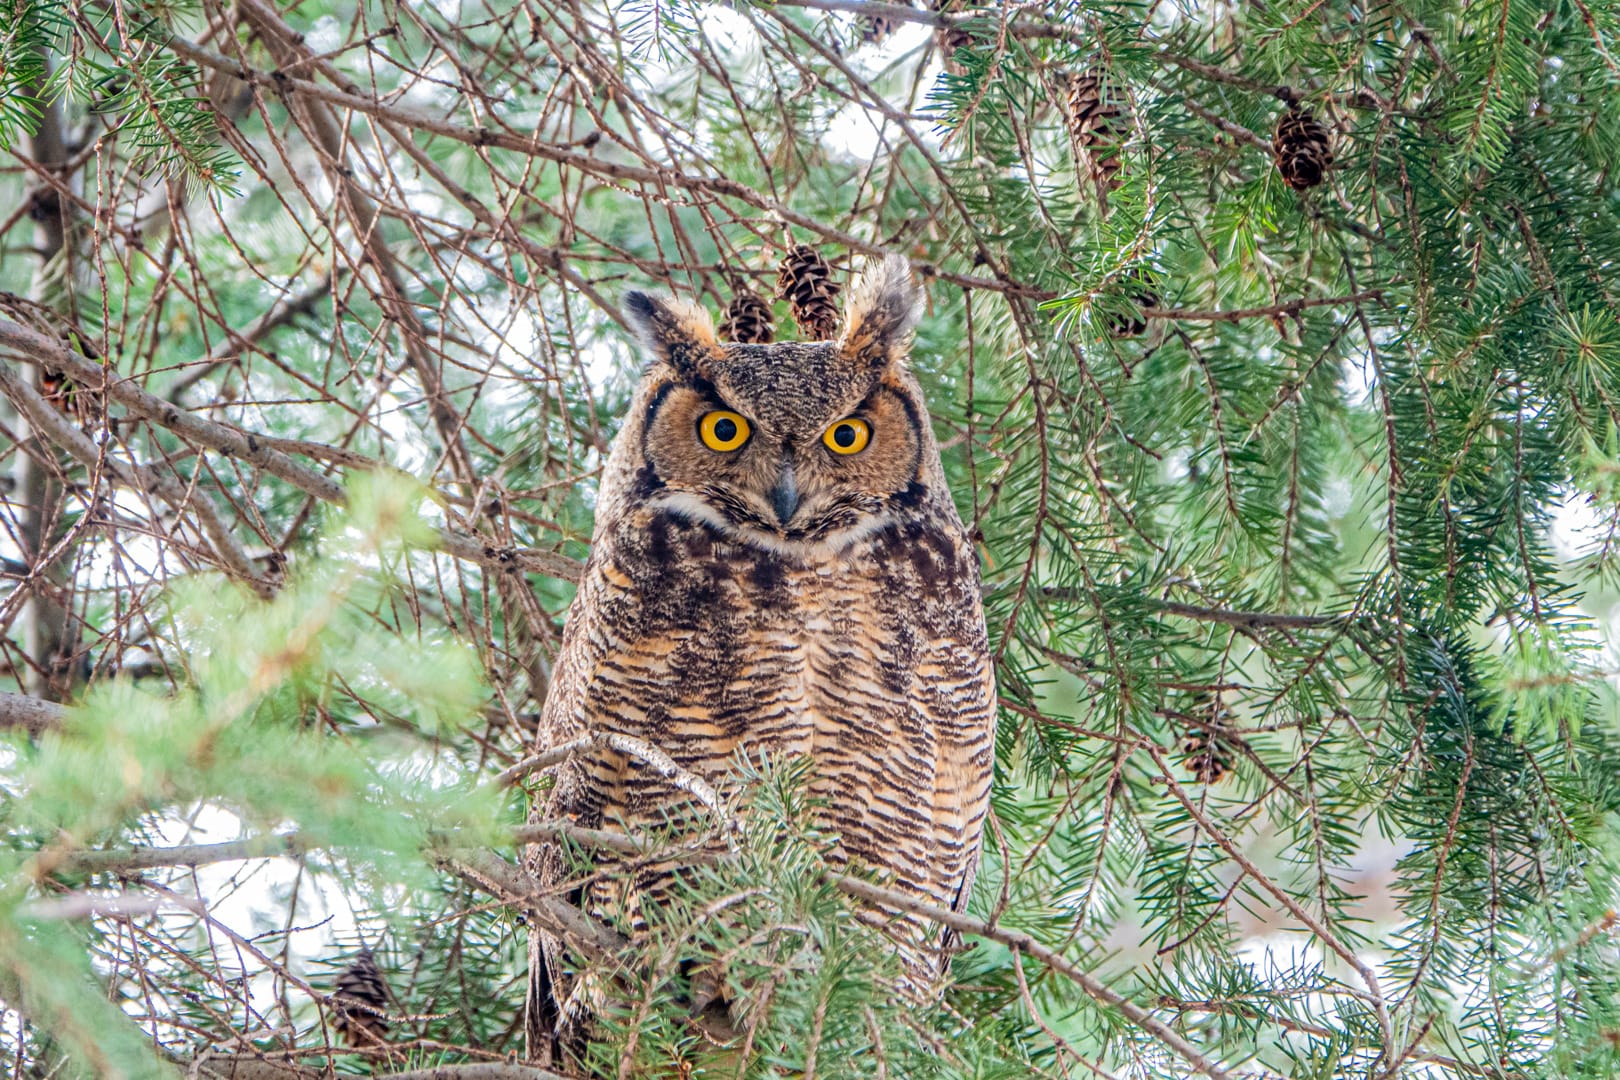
[924, 599, 997, 970]
[523, 548, 619, 1063]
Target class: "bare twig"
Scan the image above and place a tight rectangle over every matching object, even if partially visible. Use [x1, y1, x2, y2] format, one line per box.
[0, 318, 584, 583]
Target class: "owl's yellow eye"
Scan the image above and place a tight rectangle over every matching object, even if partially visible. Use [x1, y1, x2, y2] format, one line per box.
[822, 418, 871, 455]
[698, 410, 751, 452]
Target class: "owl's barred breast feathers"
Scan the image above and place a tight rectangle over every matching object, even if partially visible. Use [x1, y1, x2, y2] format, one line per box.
[525, 254, 996, 1062]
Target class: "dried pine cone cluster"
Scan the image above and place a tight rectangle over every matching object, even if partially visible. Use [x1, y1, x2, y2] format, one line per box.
[331, 947, 391, 1047]
[714, 245, 855, 344]
[775, 244, 842, 341]
[1273, 108, 1334, 190]
[1064, 69, 1128, 200]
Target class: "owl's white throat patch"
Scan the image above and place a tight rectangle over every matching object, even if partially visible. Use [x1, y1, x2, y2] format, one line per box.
[652, 490, 895, 561]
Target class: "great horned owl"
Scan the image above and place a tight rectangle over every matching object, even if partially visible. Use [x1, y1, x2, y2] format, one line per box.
[525, 255, 996, 1057]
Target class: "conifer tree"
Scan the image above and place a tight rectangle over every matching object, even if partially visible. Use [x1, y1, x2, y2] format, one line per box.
[4, 1, 1620, 1077]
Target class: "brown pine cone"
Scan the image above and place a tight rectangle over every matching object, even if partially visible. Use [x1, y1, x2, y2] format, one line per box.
[775, 245, 841, 341]
[1103, 266, 1160, 338]
[1273, 108, 1334, 191]
[331, 947, 391, 1047]
[1182, 728, 1236, 784]
[858, 13, 895, 45]
[719, 287, 775, 344]
[1180, 692, 1238, 783]
[933, 0, 971, 75]
[1065, 70, 1127, 197]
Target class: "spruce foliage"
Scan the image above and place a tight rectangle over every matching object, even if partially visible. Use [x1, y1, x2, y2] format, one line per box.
[4, 0, 1620, 1077]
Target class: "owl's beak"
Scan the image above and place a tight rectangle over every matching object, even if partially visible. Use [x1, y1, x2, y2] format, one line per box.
[770, 461, 799, 527]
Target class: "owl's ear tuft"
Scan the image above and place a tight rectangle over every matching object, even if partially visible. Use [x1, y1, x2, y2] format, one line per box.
[623, 290, 721, 380]
[837, 255, 923, 370]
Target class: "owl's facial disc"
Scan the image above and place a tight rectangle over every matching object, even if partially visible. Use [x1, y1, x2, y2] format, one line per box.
[639, 380, 923, 553]
[622, 257, 928, 554]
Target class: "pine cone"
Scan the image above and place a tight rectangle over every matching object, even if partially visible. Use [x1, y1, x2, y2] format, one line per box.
[1064, 70, 1127, 198]
[39, 368, 82, 421]
[1180, 692, 1237, 784]
[1273, 108, 1334, 191]
[857, 13, 895, 45]
[775, 245, 841, 341]
[1103, 267, 1160, 338]
[719, 287, 775, 344]
[933, 0, 971, 75]
[331, 948, 391, 1047]
[1182, 729, 1235, 784]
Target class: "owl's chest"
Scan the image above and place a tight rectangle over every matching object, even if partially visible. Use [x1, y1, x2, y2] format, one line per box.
[596, 509, 972, 707]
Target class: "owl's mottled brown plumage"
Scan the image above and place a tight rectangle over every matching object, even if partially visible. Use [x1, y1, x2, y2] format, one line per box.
[524, 256, 995, 1061]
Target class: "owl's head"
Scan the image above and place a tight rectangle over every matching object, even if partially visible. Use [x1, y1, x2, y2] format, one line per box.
[612, 256, 941, 555]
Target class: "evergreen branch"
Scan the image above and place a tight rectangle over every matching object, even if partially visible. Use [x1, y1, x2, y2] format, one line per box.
[48, 834, 310, 873]
[1154, 49, 1395, 111]
[1140, 291, 1384, 323]
[48, 824, 1230, 1076]
[769, 0, 1087, 44]
[1153, 50, 1305, 104]
[193, 1061, 569, 1080]
[1158, 999, 1486, 1075]
[1142, 742, 1397, 1062]
[159, 35, 1046, 300]
[165, 280, 336, 404]
[236, 0, 476, 489]
[1039, 587, 1351, 630]
[1154, 599, 1347, 630]
[436, 849, 627, 964]
[0, 317, 343, 500]
[830, 874, 1235, 1080]
[1567, 0, 1620, 77]
[47, 833, 623, 966]
[1179, 97, 1274, 153]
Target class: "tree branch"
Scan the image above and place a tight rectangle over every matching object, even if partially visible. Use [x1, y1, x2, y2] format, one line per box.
[0, 317, 583, 583]
[192, 1056, 569, 1079]
[160, 34, 1042, 301]
[0, 689, 66, 734]
[497, 731, 731, 824]
[40, 815, 1225, 1077]
[438, 848, 627, 965]
[1037, 588, 1350, 631]
[830, 874, 1233, 1080]
[0, 354, 273, 595]
[1141, 291, 1384, 323]
[236, 0, 478, 488]
[166, 279, 335, 404]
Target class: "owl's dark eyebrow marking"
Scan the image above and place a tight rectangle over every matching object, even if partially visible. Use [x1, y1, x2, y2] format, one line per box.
[685, 375, 741, 414]
[644, 379, 676, 424]
[639, 379, 677, 455]
[639, 379, 677, 471]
